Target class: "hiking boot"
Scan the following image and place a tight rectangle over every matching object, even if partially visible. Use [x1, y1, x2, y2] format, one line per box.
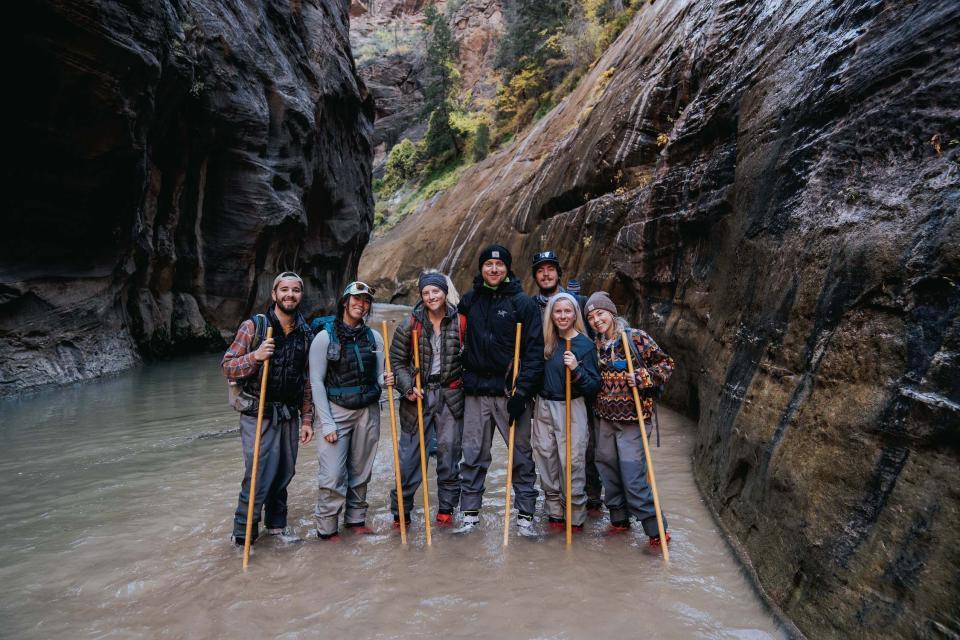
[453, 512, 480, 534]
[607, 520, 630, 534]
[392, 514, 411, 530]
[648, 532, 671, 549]
[517, 515, 537, 538]
[587, 505, 604, 519]
[435, 511, 454, 527]
[547, 517, 565, 530]
[572, 524, 584, 534]
[345, 522, 374, 535]
[317, 531, 340, 542]
[232, 535, 246, 547]
[265, 526, 302, 544]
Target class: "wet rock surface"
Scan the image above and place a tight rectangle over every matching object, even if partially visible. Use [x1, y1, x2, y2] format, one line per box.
[3, 0, 374, 395]
[361, 1, 960, 636]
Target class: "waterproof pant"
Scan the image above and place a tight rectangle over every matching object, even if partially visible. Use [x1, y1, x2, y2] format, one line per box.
[232, 407, 300, 541]
[461, 395, 537, 515]
[531, 397, 589, 526]
[315, 402, 381, 535]
[594, 416, 668, 537]
[390, 388, 463, 517]
[585, 411, 603, 508]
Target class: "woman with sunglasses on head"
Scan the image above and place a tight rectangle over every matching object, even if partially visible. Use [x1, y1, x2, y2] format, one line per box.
[388, 271, 465, 528]
[584, 291, 675, 549]
[309, 281, 394, 540]
[531, 293, 600, 533]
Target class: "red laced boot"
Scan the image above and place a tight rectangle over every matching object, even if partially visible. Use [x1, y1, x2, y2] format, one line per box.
[435, 512, 454, 527]
[648, 532, 671, 549]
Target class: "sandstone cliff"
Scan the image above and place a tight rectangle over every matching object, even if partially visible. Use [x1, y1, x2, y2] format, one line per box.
[360, 0, 960, 636]
[3, 0, 374, 395]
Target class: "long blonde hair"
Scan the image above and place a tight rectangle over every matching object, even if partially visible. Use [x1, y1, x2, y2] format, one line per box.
[544, 293, 586, 359]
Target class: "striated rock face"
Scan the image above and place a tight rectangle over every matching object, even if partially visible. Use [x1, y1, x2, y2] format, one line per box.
[3, 0, 374, 395]
[361, 0, 960, 636]
[351, 0, 503, 174]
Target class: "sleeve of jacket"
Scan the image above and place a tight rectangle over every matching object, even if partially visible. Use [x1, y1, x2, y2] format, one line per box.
[573, 344, 601, 398]
[391, 318, 414, 395]
[514, 294, 545, 398]
[632, 330, 675, 387]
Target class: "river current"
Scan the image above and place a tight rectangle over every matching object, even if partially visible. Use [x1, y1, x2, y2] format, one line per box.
[0, 304, 785, 639]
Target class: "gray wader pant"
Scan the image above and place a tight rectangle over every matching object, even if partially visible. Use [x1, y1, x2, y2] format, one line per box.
[461, 395, 538, 516]
[531, 397, 589, 525]
[233, 405, 300, 541]
[315, 402, 381, 535]
[585, 410, 603, 507]
[390, 387, 462, 516]
[594, 416, 668, 537]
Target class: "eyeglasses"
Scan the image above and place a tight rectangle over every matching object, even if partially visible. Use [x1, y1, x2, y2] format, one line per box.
[342, 281, 376, 298]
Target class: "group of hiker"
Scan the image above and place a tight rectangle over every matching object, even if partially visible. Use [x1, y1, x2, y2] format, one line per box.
[222, 245, 675, 550]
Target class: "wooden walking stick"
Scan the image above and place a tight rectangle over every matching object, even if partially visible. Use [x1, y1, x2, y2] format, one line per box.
[411, 330, 432, 546]
[620, 331, 669, 563]
[382, 321, 407, 545]
[503, 323, 523, 547]
[565, 337, 573, 546]
[243, 326, 273, 570]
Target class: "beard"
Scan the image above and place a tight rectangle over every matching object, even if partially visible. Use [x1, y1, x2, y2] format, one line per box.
[277, 298, 301, 313]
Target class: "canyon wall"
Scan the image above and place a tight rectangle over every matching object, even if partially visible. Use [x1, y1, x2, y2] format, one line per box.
[3, 0, 374, 394]
[360, 1, 960, 636]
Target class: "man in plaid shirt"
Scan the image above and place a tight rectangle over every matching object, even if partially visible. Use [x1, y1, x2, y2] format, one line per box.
[222, 271, 315, 547]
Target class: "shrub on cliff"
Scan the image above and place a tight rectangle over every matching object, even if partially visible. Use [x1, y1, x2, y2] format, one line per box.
[383, 138, 418, 191]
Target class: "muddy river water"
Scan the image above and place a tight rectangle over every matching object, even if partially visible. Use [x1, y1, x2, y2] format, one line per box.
[0, 304, 785, 639]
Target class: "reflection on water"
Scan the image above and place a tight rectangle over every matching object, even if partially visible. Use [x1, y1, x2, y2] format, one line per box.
[0, 305, 784, 638]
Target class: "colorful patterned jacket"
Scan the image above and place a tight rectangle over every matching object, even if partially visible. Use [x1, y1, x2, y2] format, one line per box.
[593, 328, 674, 423]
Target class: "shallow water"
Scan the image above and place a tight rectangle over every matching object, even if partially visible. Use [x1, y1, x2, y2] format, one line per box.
[0, 304, 785, 639]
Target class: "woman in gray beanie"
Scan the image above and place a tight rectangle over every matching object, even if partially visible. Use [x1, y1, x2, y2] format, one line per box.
[584, 291, 676, 548]
[387, 270, 465, 528]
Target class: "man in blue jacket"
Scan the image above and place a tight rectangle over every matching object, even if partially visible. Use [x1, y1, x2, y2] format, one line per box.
[456, 245, 544, 535]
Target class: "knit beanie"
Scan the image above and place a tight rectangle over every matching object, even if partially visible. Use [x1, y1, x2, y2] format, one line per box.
[584, 291, 618, 316]
[478, 244, 512, 270]
[418, 272, 448, 294]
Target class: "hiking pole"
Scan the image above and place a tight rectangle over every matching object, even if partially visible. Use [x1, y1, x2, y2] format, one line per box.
[243, 326, 273, 570]
[565, 337, 573, 546]
[411, 330, 432, 546]
[503, 323, 523, 547]
[620, 331, 669, 563]
[382, 321, 407, 545]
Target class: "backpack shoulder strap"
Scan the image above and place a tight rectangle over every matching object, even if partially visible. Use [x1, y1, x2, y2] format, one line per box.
[250, 313, 268, 352]
[457, 312, 467, 348]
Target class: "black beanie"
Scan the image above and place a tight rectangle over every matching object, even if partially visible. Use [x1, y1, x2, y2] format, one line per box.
[478, 244, 512, 270]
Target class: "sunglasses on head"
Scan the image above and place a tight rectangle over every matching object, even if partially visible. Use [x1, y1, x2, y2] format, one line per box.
[534, 251, 558, 262]
[343, 281, 376, 297]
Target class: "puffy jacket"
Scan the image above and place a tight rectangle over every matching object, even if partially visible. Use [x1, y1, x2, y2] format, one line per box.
[458, 274, 544, 398]
[390, 302, 465, 433]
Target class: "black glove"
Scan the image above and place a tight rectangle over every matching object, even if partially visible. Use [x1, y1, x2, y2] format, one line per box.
[507, 393, 527, 422]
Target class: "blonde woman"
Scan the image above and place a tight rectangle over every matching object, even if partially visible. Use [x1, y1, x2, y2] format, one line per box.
[531, 293, 600, 531]
[584, 291, 674, 548]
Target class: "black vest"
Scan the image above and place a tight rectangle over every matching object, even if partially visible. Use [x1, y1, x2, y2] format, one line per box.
[242, 310, 311, 410]
[324, 320, 381, 409]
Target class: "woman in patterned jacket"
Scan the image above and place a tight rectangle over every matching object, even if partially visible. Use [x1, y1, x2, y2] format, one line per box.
[584, 291, 675, 549]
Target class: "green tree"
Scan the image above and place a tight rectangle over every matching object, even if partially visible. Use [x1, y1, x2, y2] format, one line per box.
[383, 138, 418, 190]
[472, 123, 491, 162]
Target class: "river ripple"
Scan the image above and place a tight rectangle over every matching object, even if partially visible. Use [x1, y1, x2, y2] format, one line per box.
[0, 304, 785, 639]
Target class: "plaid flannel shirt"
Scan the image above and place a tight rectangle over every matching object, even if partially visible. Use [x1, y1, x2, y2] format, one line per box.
[221, 319, 313, 427]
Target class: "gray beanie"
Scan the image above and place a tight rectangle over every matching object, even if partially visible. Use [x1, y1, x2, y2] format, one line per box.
[418, 272, 448, 294]
[584, 291, 618, 316]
